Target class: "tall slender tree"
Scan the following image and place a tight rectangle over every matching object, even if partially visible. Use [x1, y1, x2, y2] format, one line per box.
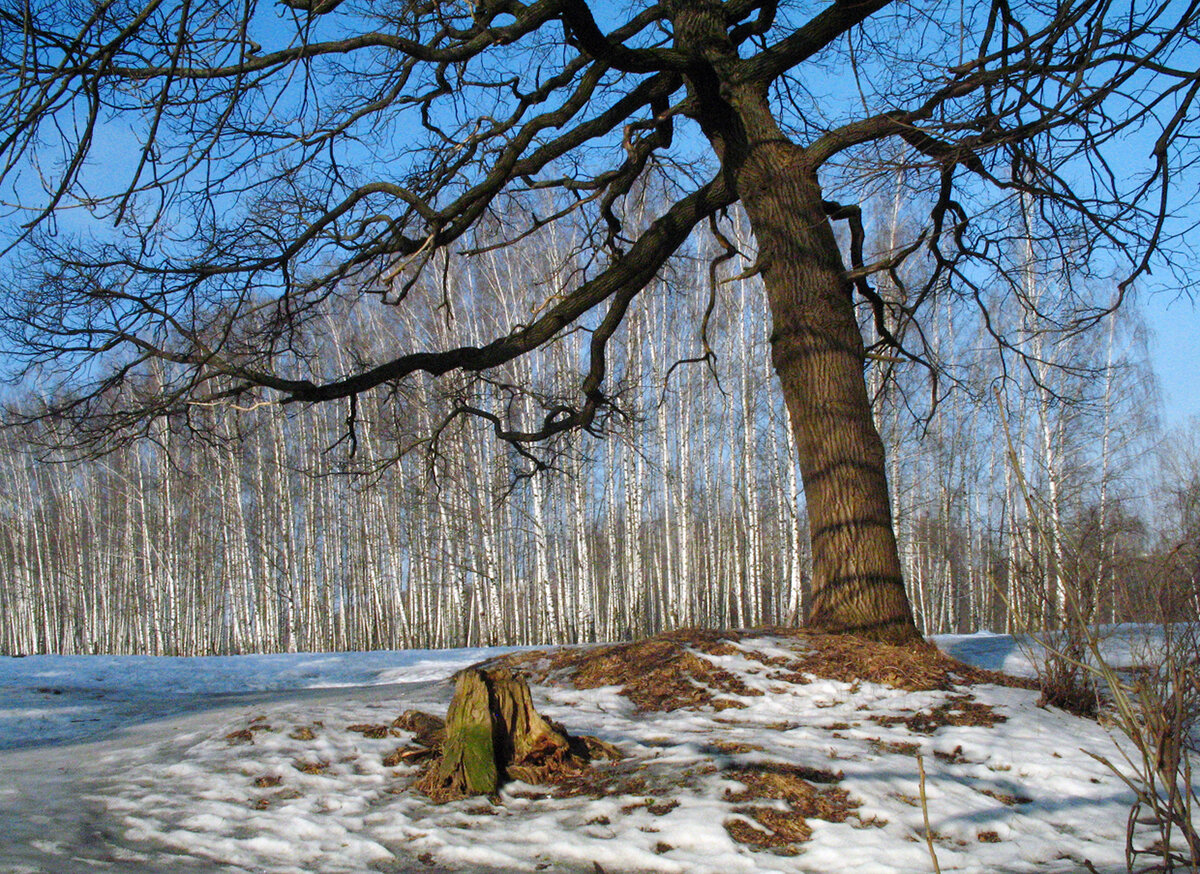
[2, 0, 1198, 644]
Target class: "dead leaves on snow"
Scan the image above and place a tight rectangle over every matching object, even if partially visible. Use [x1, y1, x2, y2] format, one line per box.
[494, 626, 1033, 716]
[721, 761, 860, 855]
[498, 630, 763, 712]
[869, 695, 1006, 734]
[213, 625, 1036, 863]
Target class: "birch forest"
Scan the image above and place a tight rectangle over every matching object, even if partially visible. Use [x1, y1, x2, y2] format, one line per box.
[0, 206, 1192, 657]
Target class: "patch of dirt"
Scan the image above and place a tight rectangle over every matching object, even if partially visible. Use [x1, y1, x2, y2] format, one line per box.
[224, 729, 254, 745]
[293, 759, 330, 775]
[724, 809, 806, 854]
[769, 630, 1035, 693]
[492, 629, 763, 712]
[253, 774, 283, 788]
[868, 738, 921, 756]
[289, 726, 317, 741]
[621, 798, 679, 816]
[978, 830, 1002, 842]
[346, 723, 390, 739]
[719, 761, 858, 854]
[869, 695, 1005, 734]
[704, 740, 765, 755]
[492, 627, 1032, 714]
[934, 745, 972, 764]
[393, 711, 446, 748]
[978, 787, 1033, 806]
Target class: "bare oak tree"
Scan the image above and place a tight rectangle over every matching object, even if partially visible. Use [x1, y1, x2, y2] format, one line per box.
[2, 0, 1198, 644]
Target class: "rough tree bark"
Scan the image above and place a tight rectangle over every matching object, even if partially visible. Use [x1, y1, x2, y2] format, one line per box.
[675, 0, 921, 645]
[25, 0, 1191, 651]
[753, 160, 918, 645]
[416, 667, 610, 801]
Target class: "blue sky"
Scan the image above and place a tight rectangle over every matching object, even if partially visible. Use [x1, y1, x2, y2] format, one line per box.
[3, 1, 1196, 440]
[1145, 292, 1200, 430]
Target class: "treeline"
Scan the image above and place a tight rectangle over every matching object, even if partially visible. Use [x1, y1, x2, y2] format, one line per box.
[0, 210, 1192, 655]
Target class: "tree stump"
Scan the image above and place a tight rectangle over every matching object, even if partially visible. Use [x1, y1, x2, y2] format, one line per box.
[415, 667, 609, 802]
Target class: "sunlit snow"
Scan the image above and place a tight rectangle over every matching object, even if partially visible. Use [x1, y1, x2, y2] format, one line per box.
[0, 629, 1181, 873]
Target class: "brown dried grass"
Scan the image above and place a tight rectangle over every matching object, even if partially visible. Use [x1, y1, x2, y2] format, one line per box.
[392, 710, 446, 748]
[346, 723, 390, 739]
[869, 737, 922, 756]
[869, 695, 1006, 734]
[768, 629, 1034, 693]
[452, 625, 1029, 837]
[720, 761, 858, 854]
[725, 808, 809, 853]
[724, 763, 855, 820]
[493, 627, 1032, 715]
[978, 787, 1032, 806]
[496, 629, 763, 712]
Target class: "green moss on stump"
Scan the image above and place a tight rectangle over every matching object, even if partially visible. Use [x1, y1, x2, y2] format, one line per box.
[415, 667, 611, 802]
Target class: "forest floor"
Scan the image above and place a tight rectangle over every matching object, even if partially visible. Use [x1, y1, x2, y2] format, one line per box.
[0, 627, 1175, 873]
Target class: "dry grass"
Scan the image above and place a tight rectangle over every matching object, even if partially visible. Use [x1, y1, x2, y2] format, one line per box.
[869, 695, 1006, 734]
[526, 763, 650, 800]
[869, 737, 922, 757]
[769, 629, 1034, 693]
[725, 808, 809, 853]
[934, 745, 972, 765]
[978, 787, 1033, 806]
[494, 626, 1033, 715]
[345, 723, 391, 739]
[719, 761, 858, 854]
[392, 710, 446, 748]
[424, 625, 1032, 847]
[383, 745, 437, 767]
[620, 798, 680, 816]
[705, 739, 765, 755]
[495, 628, 764, 712]
[723, 763, 845, 798]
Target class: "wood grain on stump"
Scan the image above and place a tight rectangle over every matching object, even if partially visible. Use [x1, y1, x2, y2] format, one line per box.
[415, 667, 611, 802]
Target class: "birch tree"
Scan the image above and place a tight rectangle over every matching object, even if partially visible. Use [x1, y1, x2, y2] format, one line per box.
[6, 0, 1200, 648]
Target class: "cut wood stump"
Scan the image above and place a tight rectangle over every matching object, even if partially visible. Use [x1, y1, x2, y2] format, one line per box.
[414, 667, 617, 802]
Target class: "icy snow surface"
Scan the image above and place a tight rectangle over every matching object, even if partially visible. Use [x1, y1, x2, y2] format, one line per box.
[0, 629, 1175, 873]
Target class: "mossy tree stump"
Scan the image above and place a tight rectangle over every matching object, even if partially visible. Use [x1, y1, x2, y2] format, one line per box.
[415, 667, 601, 801]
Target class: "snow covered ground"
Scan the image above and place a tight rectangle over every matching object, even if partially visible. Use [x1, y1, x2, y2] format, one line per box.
[0, 629, 1177, 873]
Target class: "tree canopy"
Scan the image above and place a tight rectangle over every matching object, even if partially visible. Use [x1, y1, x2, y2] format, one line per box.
[1, 0, 1197, 642]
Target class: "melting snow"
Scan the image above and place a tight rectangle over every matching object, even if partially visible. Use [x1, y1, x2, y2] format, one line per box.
[0, 629, 1181, 873]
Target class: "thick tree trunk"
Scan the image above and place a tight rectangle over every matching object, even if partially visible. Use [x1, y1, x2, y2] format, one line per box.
[669, 0, 920, 645]
[737, 143, 921, 645]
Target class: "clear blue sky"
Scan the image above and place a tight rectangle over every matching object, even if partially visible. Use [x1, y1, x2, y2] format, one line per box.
[1144, 292, 1200, 430]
